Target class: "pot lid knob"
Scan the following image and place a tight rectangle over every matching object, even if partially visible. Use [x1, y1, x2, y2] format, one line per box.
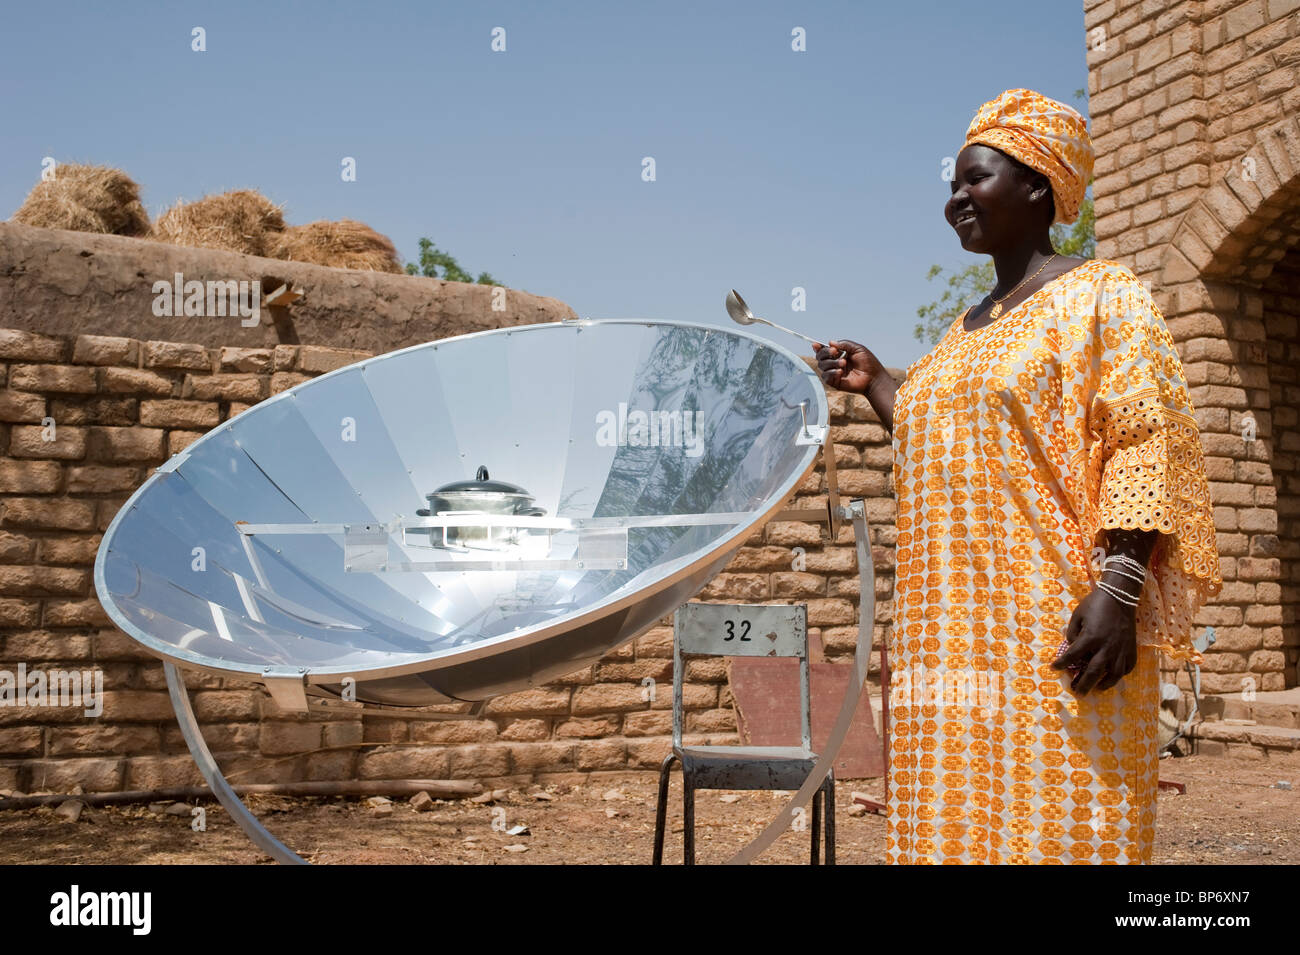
[476, 466, 490, 481]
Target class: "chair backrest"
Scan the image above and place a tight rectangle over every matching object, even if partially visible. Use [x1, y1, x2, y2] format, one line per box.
[670, 603, 809, 751]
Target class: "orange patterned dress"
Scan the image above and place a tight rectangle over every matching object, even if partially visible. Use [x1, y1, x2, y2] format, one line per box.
[886, 259, 1222, 864]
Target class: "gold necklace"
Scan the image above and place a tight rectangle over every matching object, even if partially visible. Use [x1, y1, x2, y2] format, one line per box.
[986, 252, 1058, 319]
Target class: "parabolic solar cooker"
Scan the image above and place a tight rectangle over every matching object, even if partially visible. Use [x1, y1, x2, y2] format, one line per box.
[95, 318, 876, 863]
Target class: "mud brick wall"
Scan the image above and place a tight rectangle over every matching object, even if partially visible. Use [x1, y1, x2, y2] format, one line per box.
[0, 221, 576, 352]
[1262, 255, 1300, 688]
[0, 325, 899, 793]
[1085, 0, 1300, 689]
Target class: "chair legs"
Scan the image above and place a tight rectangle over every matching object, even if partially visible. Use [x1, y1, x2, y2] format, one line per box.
[651, 753, 695, 865]
[823, 773, 836, 865]
[652, 753, 678, 865]
[809, 773, 837, 865]
[653, 755, 836, 865]
[683, 775, 695, 866]
[811, 785, 822, 864]
[651, 753, 698, 866]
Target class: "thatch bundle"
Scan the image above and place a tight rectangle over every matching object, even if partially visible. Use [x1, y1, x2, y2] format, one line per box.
[11, 163, 150, 236]
[152, 190, 286, 257]
[271, 219, 403, 273]
[13, 168, 406, 274]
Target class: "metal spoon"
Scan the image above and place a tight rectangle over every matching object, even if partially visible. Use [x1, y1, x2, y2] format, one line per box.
[726, 289, 821, 346]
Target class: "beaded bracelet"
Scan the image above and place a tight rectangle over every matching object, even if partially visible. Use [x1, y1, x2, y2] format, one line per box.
[1097, 553, 1147, 607]
[1104, 552, 1148, 576]
[1097, 578, 1140, 608]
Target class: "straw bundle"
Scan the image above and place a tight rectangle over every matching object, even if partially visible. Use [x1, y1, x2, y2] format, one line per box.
[152, 190, 286, 257]
[11, 163, 150, 236]
[270, 219, 403, 273]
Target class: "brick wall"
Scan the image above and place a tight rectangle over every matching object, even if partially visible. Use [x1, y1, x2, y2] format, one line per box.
[1085, 0, 1300, 689]
[1262, 253, 1300, 684]
[0, 325, 898, 792]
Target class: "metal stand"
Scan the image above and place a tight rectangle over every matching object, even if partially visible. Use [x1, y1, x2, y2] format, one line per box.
[853, 637, 890, 817]
[160, 457, 879, 866]
[721, 498, 877, 864]
[164, 662, 308, 865]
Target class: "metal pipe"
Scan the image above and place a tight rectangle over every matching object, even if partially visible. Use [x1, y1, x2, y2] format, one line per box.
[165, 662, 308, 864]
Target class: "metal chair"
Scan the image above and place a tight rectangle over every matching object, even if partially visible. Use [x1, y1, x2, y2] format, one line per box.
[652, 602, 834, 864]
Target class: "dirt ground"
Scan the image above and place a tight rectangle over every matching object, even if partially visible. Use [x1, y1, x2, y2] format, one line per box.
[0, 754, 1294, 864]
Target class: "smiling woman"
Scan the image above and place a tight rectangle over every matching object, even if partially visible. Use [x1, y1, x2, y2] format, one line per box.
[814, 89, 1222, 865]
[949, 149, 1061, 324]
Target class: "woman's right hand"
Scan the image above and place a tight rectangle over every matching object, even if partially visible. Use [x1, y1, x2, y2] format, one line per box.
[812, 339, 881, 395]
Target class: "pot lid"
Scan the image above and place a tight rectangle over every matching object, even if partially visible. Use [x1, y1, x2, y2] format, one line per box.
[431, 466, 533, 497]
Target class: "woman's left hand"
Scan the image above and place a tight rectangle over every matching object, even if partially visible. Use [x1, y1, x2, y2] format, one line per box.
[1051, 587, 1139, 695]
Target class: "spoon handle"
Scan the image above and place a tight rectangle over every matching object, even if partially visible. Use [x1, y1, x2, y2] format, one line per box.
[757, 317, 821, 346]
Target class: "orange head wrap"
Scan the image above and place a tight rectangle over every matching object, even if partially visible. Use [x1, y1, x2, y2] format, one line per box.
[962, 88, 1094, 225]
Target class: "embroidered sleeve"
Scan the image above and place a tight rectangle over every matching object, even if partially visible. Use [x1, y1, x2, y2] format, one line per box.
[1080, 268, 1222, 663]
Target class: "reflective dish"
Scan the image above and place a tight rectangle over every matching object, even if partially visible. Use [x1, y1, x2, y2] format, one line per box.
[95, 320, 829, 706]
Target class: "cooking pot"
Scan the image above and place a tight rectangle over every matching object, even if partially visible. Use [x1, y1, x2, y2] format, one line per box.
[416, 466, 546, 549]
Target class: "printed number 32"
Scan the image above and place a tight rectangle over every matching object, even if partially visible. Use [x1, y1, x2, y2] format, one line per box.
[724, 620, 751, 641]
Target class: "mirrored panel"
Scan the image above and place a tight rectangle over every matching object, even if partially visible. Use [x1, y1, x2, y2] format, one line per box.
[95, 320, 827, 702]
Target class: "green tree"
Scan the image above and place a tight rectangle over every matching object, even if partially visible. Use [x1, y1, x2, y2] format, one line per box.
[405, 237, 500, 285]
[913, 193, 1095, 346]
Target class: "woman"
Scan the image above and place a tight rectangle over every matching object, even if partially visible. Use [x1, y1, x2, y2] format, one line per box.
[816, 89, 1222, 864]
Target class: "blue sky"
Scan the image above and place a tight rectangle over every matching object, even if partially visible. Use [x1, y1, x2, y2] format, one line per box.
[1, 0, 1088, 370]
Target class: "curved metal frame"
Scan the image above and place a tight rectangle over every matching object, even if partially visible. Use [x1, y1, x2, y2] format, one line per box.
[164, 662, 307, 864]
[159, 491, 875, 866]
